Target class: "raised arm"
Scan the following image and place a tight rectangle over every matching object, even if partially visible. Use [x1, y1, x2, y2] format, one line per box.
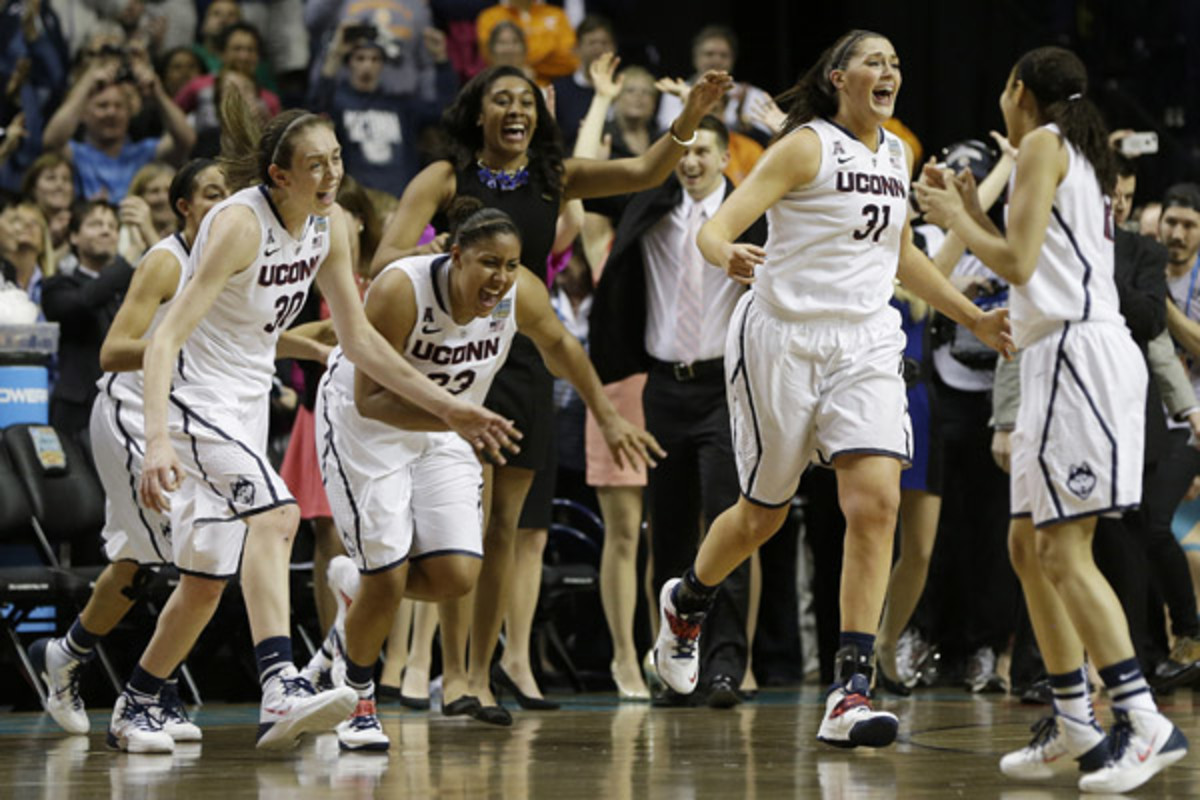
[370, 161, 456, 275]
[319, 206, 519, 456]
[514, 267, 663, 469]
[43, 62, 113, 152]
[99, 247, 182, 372]
[562, 70, 732, 201]
[134, 59, 196, 165]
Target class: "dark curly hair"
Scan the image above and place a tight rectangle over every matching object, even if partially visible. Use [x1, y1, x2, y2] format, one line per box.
[437, 66, 564, 201]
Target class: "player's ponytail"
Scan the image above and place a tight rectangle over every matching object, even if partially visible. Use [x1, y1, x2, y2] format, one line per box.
[1014, 46, 1115, 194]
[219, 91, 331, 191]
[446, 196, 522, 251]
[774, 29, 882, 142]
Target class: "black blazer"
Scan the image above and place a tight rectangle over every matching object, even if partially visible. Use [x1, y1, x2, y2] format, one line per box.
[41, 258, 133, 406]
[589, 175, 767, 384]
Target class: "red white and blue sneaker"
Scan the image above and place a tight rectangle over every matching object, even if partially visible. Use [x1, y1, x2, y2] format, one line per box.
[256, 666, 358, 751]
[652, 579, 701, 695]
[999, 715, 1106, 780]
[817, 674, 899, 748]
[336, 694, 389, 752]
[30, 637, 90, 735]
[1078, 708, 1188, 794]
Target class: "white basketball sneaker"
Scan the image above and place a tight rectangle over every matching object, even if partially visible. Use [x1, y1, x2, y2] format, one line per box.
[30, 637, 90, 735]
[256, 666, 358, 751]
[157, 683, 202, 742]
[336, 693, 389, 752]
[816, 673, 899, 748]
[651, 579, 702, 695]
[107, 691, 175, 754]
[999, 715, 1105, 780]
[1078, 708, 1188, 794]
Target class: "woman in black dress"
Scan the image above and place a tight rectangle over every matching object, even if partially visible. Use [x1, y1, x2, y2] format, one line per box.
[371, 64, 729, 723]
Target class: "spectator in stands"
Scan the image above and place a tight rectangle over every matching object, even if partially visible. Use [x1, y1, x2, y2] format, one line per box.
[116, 161, 176, 263]
[476, 0, 578, 85]
[484, 20, 531, 75]
[551, 15, 615, 151]
[0, 200, 55, 310]
[49, 0, 194, 60]
[41, 199, 132, 438]
[605, 66, 659, 158]
[309, 22, 457, 198]
[158, 46, 205, 98]
[655, 25, 773, 146]
[430, 0, 489, 82]
[0, 0, 70, 192]
[236, 0, 309, 101]
[20, 153, 76, 265]
[307, 0, 442, 103]
[192, 0, 277, 93]
[42, 57, 195, 202]
[175, 22, 280, 157]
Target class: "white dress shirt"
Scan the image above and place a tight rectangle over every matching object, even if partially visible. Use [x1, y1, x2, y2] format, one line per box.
[640, 181, 744, 363]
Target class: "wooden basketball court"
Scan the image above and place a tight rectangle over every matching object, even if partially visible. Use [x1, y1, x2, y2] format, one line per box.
[3, 686, 1198, 797]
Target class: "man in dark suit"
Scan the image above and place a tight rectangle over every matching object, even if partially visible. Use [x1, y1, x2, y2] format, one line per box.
[42, 199, 133, 441]
[590, 115, 766, 707]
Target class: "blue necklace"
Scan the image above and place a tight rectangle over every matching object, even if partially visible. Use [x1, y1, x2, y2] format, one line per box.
[476, 159, 529, 191]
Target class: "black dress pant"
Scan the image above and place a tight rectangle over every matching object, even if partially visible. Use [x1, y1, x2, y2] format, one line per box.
[643, 364, 748, 683]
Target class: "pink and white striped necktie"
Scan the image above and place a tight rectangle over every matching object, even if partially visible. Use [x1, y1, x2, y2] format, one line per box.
[675, 202, 705, 364]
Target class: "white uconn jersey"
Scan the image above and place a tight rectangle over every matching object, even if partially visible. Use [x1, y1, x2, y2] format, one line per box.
[177, 186, 330, 401]
[1008, 124, 1121, 348]
[104, 232, 190, 407]
[755, 118, 910, 319]
[326, 253, 518, 406]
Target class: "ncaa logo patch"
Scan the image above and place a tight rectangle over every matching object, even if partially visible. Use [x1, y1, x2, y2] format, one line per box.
[1066, 462, 1097, 500]
[492, 298, 513, 320]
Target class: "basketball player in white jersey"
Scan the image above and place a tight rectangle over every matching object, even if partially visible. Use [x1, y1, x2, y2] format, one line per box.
[648, 29, 1012, 749]
[119, 94, 519, 754]
[315, 199, 662, 749]
[30, 161, 228, 743]
[917, 46, 1186, 794]
[32, 161, 336, 747]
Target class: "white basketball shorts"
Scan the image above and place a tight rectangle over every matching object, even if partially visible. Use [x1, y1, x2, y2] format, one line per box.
[165, 389, 290, 578]
[726, 294, 911, 507]
[316, 380, 484, 574]
[1011, 321, 1146, 527]
[90, 388, 172, 565]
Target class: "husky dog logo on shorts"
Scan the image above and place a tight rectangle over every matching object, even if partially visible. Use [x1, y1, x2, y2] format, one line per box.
[1066, 462, 1097, 500]
[159, 519, 172, 542]
[231, 477, 257, 507]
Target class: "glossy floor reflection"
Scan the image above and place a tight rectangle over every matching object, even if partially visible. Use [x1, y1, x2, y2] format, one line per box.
[3, 686, 1199, 798]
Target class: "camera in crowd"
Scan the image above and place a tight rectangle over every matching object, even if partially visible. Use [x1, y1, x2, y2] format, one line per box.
[95, 43, 137, 85]
[342, 22, 403, 63]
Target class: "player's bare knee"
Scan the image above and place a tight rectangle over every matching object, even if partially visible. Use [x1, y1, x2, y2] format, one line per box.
[1008, 532, 1041, 579]
[841, 489, 899, 535]
[1033, 536, 1074, 585]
